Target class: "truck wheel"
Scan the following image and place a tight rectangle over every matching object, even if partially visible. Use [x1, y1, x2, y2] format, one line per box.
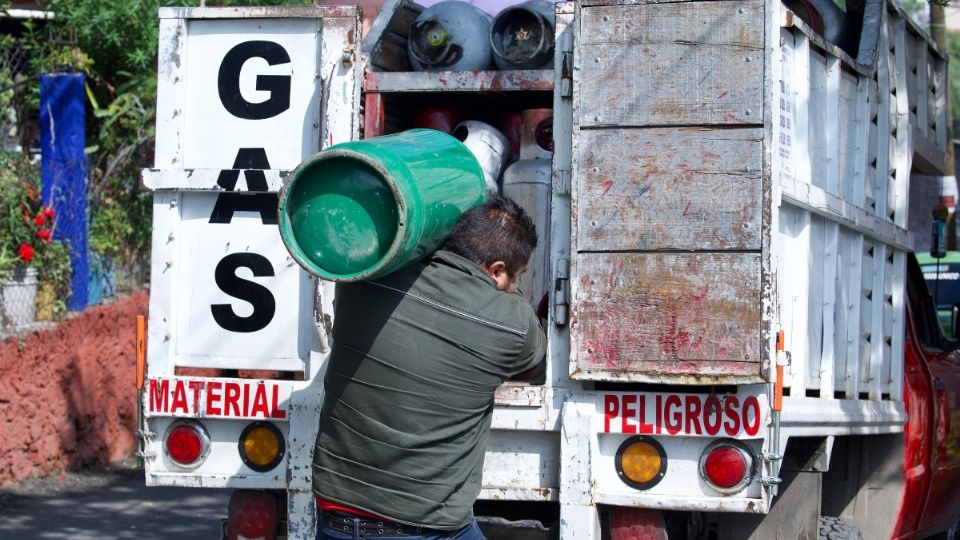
[818, 516, 863, 540]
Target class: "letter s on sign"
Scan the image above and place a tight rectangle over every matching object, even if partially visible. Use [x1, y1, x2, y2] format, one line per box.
[218, 41, 292, 120]
[211, 252, 276, 333]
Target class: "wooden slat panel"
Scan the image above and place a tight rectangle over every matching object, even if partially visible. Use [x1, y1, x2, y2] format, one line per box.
[838, 71, 858, 203]
[820, 222, 839, 397]
[578, 1, 762, 127]
[571, 253, 762, 378]
[859, 239, 876, 394]
[889, 250, 906, 400]
[778, 204, 810, 395]
[809, 52, 827, 190]
[842, 230, 864, 398]
[807, 215, 825, 391]
[577, 128, 762, 251]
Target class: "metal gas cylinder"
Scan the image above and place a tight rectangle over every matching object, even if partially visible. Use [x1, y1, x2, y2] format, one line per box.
[501, 109, 552, 307]
[278, 129, 487, 282]
[412, 107, 463, 134]
[408, 1, 493, 72]
[452, 120, 510, 194]
[490, 0, 555, 70]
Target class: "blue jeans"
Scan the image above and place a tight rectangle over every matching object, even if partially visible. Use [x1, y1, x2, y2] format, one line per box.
[316, 517, 486, 540]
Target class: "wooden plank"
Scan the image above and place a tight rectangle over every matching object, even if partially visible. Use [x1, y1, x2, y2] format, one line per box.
[838, 71, 858, 202]
[881, 249, 895, 396]
[809, 52, 827, 190]
[578, 1, 762, 127]
[824, 57, 841, 196]
[891, 16, 911, 228]
[777, 30, 798, 182]
[777, 204, 810, 395]
[851, 77, 870, 209]
[571, 252, 762, 378]
[889, 250, 905, 401]
[807, 215, 825, 391]
[869, 243, 886, 399]
[865, 78, 879, 213]
[821, 221, 839, 398]
[793, 33, 812, 185]
[576, 128, 762, 251]
[916, 39, 928, 140]
[874, 22, 891, 221]
[779, 175, 914, 252]
[859, 240, 875, 394]
[843, 231, 864, 398]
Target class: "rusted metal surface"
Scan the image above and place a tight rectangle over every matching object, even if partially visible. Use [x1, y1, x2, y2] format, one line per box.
[364, 69, 554, 93]
[576, 127, 762, 251]
[577, 1, 763, 127]
[570, 253, 762, 380]
[363, 92, 386, 138]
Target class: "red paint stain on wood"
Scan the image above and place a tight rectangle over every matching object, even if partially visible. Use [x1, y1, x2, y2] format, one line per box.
[717, 91, 729, 99]
[601, 180, 614, 196]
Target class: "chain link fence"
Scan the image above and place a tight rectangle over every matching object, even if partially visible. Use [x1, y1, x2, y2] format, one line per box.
[0, 253, 149, 339]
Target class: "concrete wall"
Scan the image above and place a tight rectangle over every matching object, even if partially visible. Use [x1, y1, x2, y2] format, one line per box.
[0, 292, 147, 486]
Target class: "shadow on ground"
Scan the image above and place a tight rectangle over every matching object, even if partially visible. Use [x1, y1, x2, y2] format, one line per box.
[0, 462, 230, 539]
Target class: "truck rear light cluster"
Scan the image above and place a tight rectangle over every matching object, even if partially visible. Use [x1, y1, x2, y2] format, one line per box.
[699, 439, 755, 493]
[164, 420, 210, 468]
[239, 421, 285, 472]
[615, 436, 667, 490]
[226, 490, 279, 540]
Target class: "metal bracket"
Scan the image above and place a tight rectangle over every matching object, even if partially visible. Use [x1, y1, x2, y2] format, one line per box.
[554, 259, 570, 326]
[555, 169, 571, 196]
[560, 52, 573, 99]
[760, 476, 782, 486]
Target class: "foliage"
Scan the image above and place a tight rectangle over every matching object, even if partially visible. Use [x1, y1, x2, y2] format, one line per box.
[0, 153, 70, 297]
[33, 237, 71, 315]
[27, 0, 310, 264]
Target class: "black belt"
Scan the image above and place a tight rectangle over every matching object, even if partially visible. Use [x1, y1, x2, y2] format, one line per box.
[320, 509, 427, 537]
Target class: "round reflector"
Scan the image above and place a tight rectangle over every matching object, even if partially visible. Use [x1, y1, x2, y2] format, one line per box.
[615, 436, 667, 490]
[700, 440, 754, 493]
[239, 422, 285, 472]
[164, 421, 210, 468]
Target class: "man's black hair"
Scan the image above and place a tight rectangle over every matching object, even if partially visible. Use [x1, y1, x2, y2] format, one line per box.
[442, 194, 538, 277]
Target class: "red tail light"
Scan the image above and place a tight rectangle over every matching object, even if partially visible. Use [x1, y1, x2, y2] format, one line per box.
[699, 440, 754, 493]
[164, 420, 210, 468]
[227, 490, 279, 540]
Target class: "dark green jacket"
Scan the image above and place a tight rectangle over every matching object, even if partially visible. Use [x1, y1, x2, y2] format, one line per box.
[312, 250, 545, 529]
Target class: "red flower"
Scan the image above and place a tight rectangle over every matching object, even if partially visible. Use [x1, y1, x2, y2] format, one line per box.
[36, 229, 52, 243]
[43, 206, 55, 219]
[34, 214, 45, 226]
[18, 243, 34, 264]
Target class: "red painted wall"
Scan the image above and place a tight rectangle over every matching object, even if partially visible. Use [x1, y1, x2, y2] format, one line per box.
[0, 292, 147, 486]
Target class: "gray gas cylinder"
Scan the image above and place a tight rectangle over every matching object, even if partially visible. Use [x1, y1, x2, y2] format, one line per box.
[453, 120, 510, 194]
[490, 0, 556, 70]
[408, 1, 493, 72]
[501, 109, 552, 307]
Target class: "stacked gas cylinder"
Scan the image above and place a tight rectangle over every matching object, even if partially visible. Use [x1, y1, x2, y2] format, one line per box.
[391, 0, 557, 306]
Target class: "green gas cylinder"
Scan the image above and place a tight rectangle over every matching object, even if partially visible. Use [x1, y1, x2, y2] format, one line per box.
[278, 129, 487, 281]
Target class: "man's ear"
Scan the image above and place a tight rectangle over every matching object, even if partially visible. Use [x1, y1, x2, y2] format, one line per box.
[484, 261, 508, 280]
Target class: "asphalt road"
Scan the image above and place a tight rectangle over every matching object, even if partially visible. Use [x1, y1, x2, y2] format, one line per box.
[0, 463, 231, 539]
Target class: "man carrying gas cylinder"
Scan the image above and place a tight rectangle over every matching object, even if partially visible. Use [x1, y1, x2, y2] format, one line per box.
[277, 130, 547, 539]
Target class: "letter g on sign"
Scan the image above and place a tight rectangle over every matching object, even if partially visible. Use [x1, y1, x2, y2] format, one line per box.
[218, 41, 292, 120]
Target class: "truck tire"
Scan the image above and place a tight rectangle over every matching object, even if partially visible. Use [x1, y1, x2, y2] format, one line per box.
[818, 516, 863, 540]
